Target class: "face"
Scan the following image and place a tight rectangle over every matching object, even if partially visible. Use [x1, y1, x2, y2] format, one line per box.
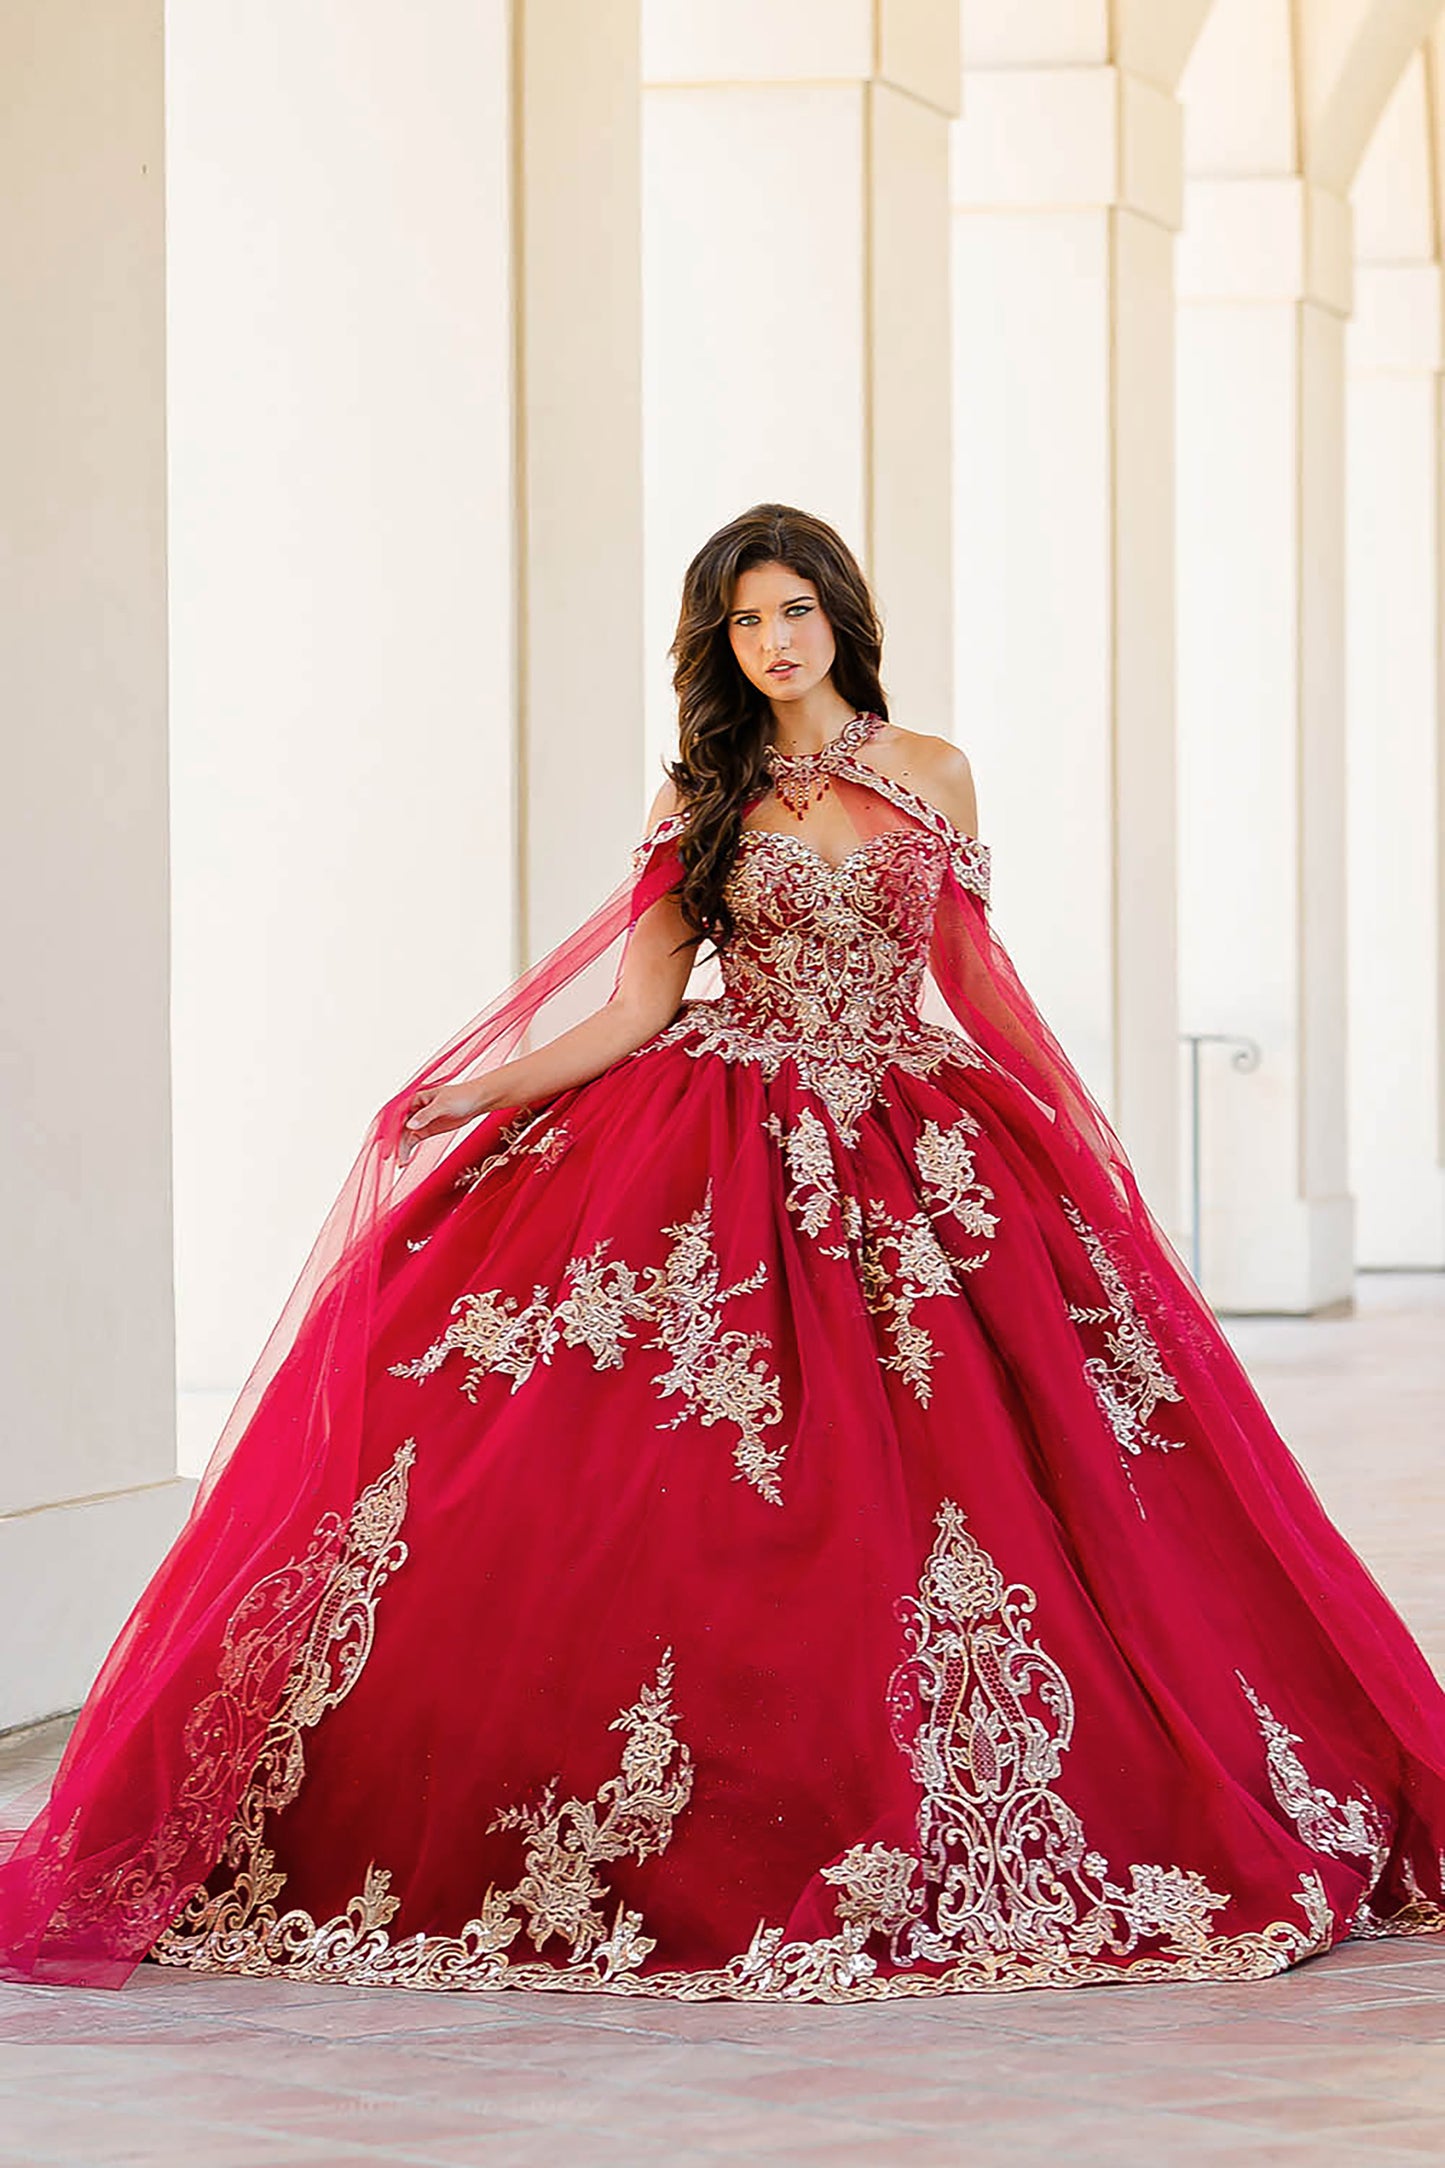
[726, 561, 836, 702]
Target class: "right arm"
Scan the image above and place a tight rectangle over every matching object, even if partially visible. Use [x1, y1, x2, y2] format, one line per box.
[398, 784, 696, 1163]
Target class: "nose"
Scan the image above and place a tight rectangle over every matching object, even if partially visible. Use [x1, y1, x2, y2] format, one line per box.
[770, 613, 792, 653]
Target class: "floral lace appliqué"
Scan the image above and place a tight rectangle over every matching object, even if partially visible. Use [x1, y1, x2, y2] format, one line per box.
[454, 1111, 573, 1194]
[391, 1187, 787, 1505]
[1061, 1197, 1183, 1502]
[651, 828, 980, 1144]
[1236, 1675, 1445, 1940]
[1239, 1676, 1389, 1886]
[758, 1109, 999, 1405]
[914, 1113, 998, 1248]
[157, 1649, 694, 1992]
[696, 1503, 1331, 1999]
[854, 1205, 970, 1405]
[155, 1501, 1330, 2002]
[50, 1442, 417, 1964]
[764, 1108, 842, 1240]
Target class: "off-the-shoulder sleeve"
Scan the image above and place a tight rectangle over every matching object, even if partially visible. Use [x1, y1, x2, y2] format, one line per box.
[949, 832, 991, 907]
[630, 811, 688, 880]
[832, 757, 992, 906]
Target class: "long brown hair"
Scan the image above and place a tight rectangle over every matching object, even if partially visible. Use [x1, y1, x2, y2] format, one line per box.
[667, 503, 888, 946]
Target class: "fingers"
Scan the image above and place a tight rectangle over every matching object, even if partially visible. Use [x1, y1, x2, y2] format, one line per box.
[396, 1084, 483, 1169]
[397, 1091, 437, 1168]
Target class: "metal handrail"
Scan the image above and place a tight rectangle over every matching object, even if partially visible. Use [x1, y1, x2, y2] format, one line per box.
[1180, 1032, 1262, 1284]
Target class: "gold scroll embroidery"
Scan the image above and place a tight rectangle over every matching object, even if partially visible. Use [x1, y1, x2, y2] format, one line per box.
[45, 1442, 416, 1963]
[148, 1442, 417, 1968]
[155, 1504, 1339, 2001]
[156, 1653, 693, 1991]
[649, 828, 981, 1144]
[1355, 1859, 1445, 1940]
[693, 1502, 1330, 1998]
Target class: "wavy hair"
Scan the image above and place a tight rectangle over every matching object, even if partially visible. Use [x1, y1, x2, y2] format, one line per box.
[666, 503, 888, 946]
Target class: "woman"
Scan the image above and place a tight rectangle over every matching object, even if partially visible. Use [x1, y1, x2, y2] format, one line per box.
[3, 503, 1444, 2001]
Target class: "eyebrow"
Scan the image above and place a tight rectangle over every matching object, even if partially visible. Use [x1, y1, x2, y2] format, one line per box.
[730, 595, 815, 616]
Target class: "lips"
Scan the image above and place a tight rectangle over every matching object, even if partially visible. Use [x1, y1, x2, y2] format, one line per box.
[768, 662, 798, 677]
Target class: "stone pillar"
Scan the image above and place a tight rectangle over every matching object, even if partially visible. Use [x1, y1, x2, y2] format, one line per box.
[1176, 176, 1356, 1311]
[1345, 61, 1445, 1270]
[642, 1, 958, 778]
[0, 0, 192, 1727]
[517, 0, 645, 958]
[950, 53, 1185, 1220]
[168, 2, 645, 1470]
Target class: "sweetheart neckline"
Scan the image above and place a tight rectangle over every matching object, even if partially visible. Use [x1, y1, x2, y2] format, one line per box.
[735, 828, 933, 877]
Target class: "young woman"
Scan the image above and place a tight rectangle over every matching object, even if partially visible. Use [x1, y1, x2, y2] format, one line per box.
[4, 504, 1444, 2001]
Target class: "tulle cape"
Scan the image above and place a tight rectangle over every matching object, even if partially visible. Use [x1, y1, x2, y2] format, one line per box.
[2, 759, 1441, 1988]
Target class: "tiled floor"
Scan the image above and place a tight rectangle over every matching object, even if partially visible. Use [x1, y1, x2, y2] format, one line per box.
[1, 1273, 1442, 2167]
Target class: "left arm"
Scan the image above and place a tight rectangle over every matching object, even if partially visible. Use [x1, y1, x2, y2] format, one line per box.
[398, 786, 696, 1165]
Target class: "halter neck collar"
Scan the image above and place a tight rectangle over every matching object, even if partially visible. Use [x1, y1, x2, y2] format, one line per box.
[763, 710, 884, 818]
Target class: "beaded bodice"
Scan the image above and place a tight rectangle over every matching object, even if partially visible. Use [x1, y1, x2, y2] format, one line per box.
[641, 766, 992, 1139]
[719, 828, 945, 1050]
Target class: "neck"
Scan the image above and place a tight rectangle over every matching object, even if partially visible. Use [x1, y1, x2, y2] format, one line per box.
[767, 682, 861, 754]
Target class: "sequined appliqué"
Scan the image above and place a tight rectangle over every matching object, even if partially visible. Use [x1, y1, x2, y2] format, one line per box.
[155, 1504, 1330, 2001]
[455, 1111, 573, 1194]
[855, 1204, 971, 1405]
[649, 828, 980, 1144]
[675, 1503, 1331, 1998]
[391, 1187, 788, 1505]
[48, 1444, 416, 1964]
[1235, 1675, 1445, 1939]
[156, 1652, 694, 1991]
[1239, 1676, 1389, 1884]
[1061, 1197, 1184, 1496]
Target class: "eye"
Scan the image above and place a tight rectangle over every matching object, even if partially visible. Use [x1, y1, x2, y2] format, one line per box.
[732, 613, 759, 627]
[786, 603, 813, 617]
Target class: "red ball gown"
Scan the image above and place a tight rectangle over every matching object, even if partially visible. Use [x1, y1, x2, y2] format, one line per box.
[4, 715, 1445, 2000]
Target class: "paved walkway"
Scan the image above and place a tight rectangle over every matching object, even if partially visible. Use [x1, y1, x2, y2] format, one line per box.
[1, 1273, 1442, 2166]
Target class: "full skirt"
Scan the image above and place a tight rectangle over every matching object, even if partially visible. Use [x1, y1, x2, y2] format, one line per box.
[132, 1021, 1445, 2000]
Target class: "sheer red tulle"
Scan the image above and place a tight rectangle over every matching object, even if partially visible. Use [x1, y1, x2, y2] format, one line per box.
[0, 845, 682, 1987]
[3, 758, 1443, 1998]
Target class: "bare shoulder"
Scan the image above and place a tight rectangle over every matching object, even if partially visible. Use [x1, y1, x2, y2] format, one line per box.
[877, 728, 979, 837]
[645, 775, 686, 831]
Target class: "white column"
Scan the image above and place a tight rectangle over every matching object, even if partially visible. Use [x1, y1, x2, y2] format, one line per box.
[167, 3, 646, 1467]
[0, 1, 192, 1727]
[518, 0, 645, 959]
[1176, 177, 1356, 1312]
[167, 2, 521, 1473]
[950, 57, 1184, 1219]
[1347, 264, 1445, 1263]
[642, 1, 958, 778]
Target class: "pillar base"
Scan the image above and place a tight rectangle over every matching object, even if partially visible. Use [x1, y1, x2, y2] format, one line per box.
[0, 1480, 196, 1731]
[1204, 1192, 1355, 1317]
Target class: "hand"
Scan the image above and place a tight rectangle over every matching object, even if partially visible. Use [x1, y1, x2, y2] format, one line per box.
[397, 1079, 496, 1168]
